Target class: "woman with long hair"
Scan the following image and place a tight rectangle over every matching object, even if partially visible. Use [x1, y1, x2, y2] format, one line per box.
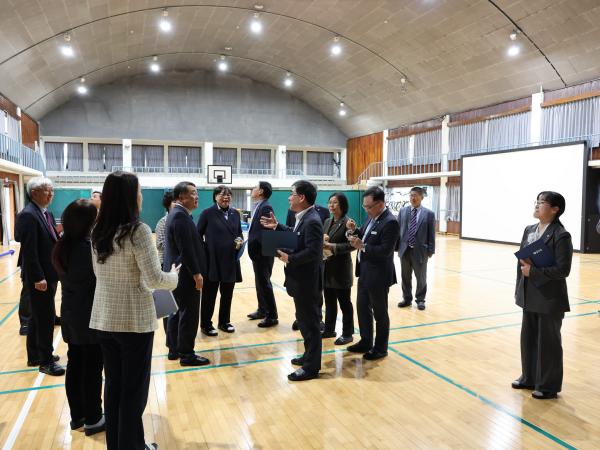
[90, 171, 178, 450]
[52, 199, 105, 436]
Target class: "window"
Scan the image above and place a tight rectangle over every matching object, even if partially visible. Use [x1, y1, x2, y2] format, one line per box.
[132, 145, 164, 171]
[240, 148, 271, 175]
[306, 151, 335, 176]
[88, 143, 122, 172]
[286, 151, 303, 175]
[168, 146, 202, 173]
[213, 147, 237, 173]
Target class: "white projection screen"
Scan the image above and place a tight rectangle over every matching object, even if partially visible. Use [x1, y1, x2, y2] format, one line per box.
[461, 143, 586, 251]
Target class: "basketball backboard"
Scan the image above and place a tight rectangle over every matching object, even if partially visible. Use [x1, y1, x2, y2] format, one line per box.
[207, 165, 233, 184]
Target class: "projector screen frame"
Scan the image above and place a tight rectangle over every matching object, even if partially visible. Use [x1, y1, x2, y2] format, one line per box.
[459, 140, 589, 251]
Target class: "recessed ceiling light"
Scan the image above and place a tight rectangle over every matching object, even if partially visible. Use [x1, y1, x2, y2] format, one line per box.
[159, 9, 172, 32]
[61, 33, 74, 57]
[77, 85, 88, 94]
[507, 44, 520, 57]
[339, 102, 347, 116]
[331, 36, 342, 56]
[150, 62, 160, 72]
[250, 13, 262, 34]
[284, 72, 293, 87]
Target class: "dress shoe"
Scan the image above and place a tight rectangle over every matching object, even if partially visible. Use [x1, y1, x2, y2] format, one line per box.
[291, 356, 305, 366]
[347, 341, 372, 353]
[257, 318, 279, 328]
[247, 310, 266, 320]
[321, 330, 336, 339]
[167, 351, 179, 361]
[532, 390, 557, 399]
[84, 415, 106, 436]
[417, 302, 426, 311]
[363, 349, 388, 360]
[180, 355, 210, 366]
[218, 323, 235, 333]
[19, 325, 29, 336]
[201, 326, 218, 337]
[28, 355, 59, 367]
[398, 300, 412, 308]
[70, 418, 85, 430]
[334, 335, 353, 345]
[320, 321, 325, 332]
[54, 316, 61, 326]
[287, 368, 319, 381]
[292, 320, 299, 331]
[39, 361, 65, 376]
[145, 443, 158, 450]
[511, 379, 534, 390]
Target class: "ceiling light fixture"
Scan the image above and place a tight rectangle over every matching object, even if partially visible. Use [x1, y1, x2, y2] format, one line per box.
[159, 9, 172, 32]
[150, 56, 160, 73]
[338, 102, 347, 117]
[507, 30, 520, 57]
[331, 36, 342, 56]
[77, 77, 87, 94]
[61, 33, 74, 57]
[218, 55, 228, 72]
[254, 4, 264, 10]
[224, 46, 233, 51]
[284, 72, 293, 88]
[250, 13, 262, 34]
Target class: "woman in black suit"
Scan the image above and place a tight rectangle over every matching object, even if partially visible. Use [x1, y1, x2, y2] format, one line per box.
[322, 193, 356, 345]
[512, 191, 573, 400]
[197, 185, 243, 335]
[51, 199, 105, 435]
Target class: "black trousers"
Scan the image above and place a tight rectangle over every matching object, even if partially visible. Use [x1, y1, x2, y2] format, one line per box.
[400, 247, 428, 303]
[65, 343, 103, 425]
[293, 290, 322, 374]
[167, 280, 200, 355]
[98, 331, 154, 450]
[18, 281, 31, 327]
[201, 280, 234, 328]
[356, 280, 390, 353]
[251, 257, 277, 319]
[323, 287, 354, 336]
[26, 282, 57, 364]
[519, 311, 564, 393]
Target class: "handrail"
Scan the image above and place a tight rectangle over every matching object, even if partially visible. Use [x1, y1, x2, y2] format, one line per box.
[0, 134, 45, 173]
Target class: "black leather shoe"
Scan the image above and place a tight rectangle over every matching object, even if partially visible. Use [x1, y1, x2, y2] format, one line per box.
[145, 443, 158, 450]
[321, 330, 336, 339]
[247, 310, 266, 320]
[19, 325, 29, 336]
[70, 418, 85, 430]
[84, 415, 106, 436]
[291, 357, 305, 366]
[54, 316, 61, 326]
[167, 351, 179, 361]
[398, 300, 412, 308]
[288, 368, 319, 381]
[347, 341, 372, 353]
[334, 335, 353, 345]
[320, 321, 325, 332]
[511, 379, 534, 390]
[292, 320, 299, 331]
[258, 318, 279, 328]
[363, 349, 388, 360]
[180, 355, 210, 366]
[417, 302, 426, 311]
[532, 390, 558, 399]
[201, 326, 218, 336]
[39, 361, 65, 376]
[28, 355, 59, 367]
[218, 323, 235, 333]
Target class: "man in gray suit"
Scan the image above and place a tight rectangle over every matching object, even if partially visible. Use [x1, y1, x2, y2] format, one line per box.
[397, 187, 436, 311]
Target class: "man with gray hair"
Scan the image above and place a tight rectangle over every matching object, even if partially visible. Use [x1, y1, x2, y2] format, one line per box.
[15, 176, 64, 375]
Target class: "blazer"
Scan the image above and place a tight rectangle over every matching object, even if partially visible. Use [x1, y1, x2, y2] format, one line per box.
[353, 208, 400, 289]
[15, 202, 59, 285]
[398, 206, 436, 264]
[248, 200, 275, 260]
[164, 205, 206, 289]
[59, 239, 97, 345]
[323, 216, 355, 289]
[277, 207, 323, 298]
[515, 221, 572, 315]
[197, 204, 243, 283]
[90, 223, 178, 333]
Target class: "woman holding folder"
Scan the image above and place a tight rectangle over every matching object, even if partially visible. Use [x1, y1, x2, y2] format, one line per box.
[512, 191, 573, 400]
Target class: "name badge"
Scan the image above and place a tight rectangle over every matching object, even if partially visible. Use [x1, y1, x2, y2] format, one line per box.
[370, 231, 378, 235]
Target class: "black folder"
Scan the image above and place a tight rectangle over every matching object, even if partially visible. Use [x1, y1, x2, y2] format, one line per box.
[514, 240, 555, 268]
[262, 230, 298, 257]
[153, 289, 178, 319]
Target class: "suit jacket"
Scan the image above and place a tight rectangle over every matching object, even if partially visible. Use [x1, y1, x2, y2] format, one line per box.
[59, 239, 97, 345]
[398, 206, 436, 264]
[90, 223, 178, 333]
[164, 205, 206, 289]
[515, 222, 572, 315]
[15, 202, 59, 285]
[354, 208, 400, 289]
[197, 204, 243, 283]
[248, 200, 275, 260]
[277, 207, 323, 298]
[323, 216, 354, 289]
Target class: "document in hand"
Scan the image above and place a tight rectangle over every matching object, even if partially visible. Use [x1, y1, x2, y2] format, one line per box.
[153, 289, 178, 319]
[262, 230, 298, 257]
[236, 240, 247, 261]
[514, 240, 555, 268]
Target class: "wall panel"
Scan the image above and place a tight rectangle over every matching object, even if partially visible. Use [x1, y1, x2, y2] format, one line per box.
[347, 132, 383, 184]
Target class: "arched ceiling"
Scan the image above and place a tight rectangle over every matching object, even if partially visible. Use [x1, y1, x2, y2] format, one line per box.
[0, 0, 599, 138]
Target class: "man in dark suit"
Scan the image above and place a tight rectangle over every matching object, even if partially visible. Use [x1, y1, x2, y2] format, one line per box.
[261, 180, 323, 381]
[397, 186, 436, 311]
[14, 177, 64, 375]
[347, 186, 400, 360]
[164, 181, 210, 367]
[247, 181, 278, 327]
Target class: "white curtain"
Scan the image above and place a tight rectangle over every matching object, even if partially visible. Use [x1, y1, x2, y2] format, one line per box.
[231, 189, 247, 209]
[486, 111, 531, 151]
[67, 143, 83, 171]
[413, 129, 442, 164]
[388, 136, 410, 166]
[431, 186, 440, 220]
[541, 96, 600, 148]
[214, 148, 237, 173]
[306, 151, 334, 176]
[241, 149, 271, 174]
[286, 151, 303, 175]
[6, 114, 20, 143]
[44, 142, 64, 171]
[449, 121, 486, 160]
[132, 145, 164, 170]
[446, 185, 461, 221]
[88, 143, 122, 172]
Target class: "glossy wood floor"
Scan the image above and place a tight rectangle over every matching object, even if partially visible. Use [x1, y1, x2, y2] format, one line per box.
[0, 235, 599, 449]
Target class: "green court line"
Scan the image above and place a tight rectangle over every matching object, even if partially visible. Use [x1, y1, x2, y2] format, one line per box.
[0, 304, 19, 328]
[387, 347, 577, 450]
[0, 268, 20, 285]
[0, 383, 65, 396]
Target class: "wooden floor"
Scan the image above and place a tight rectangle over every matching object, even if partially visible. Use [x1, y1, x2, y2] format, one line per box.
[0, 235, 599, 449]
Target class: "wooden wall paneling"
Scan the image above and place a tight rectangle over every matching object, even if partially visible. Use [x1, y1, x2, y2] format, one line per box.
[21, 113, 39, 149]
[0, 93, 18, 119]
[591, 147, 600, 160]
[346, 132, 383, 184]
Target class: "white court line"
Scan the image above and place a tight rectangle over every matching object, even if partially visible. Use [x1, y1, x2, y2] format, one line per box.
[2, 330, 63, 450]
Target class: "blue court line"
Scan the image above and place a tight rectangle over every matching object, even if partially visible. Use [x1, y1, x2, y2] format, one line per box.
[387, 347, 577, 450]
[0, 268, 20, 285]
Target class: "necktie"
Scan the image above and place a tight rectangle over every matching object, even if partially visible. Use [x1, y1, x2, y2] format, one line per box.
[44, 210, 58, 241]
[408, 208, 418, 247]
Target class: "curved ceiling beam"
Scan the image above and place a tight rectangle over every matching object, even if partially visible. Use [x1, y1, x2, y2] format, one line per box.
[487, 0, 567, 87]
[0, 4, 408, 79]
[24, 51, 350, 113]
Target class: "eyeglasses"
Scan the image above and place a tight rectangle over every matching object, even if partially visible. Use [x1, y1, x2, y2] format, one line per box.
[534, 200, 549, 207]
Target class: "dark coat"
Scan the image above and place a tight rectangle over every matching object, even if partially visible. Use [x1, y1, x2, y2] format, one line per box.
[197, 204, 243, 283]
[398, 206, 436, 264]
[15, 202, 58, 285]
[59, 239, 97, 345]
[323, 216, 355, 289]
[248, 200, 275, 260]
[277, 207, 324, 298]
[515, 222, 572, 315]
[354, 208, 400, 288]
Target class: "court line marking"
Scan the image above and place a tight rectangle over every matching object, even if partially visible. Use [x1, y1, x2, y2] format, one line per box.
[0, 268, 20, 285]
[0, 305, 19, 328]
[387, 347, 576, 450]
